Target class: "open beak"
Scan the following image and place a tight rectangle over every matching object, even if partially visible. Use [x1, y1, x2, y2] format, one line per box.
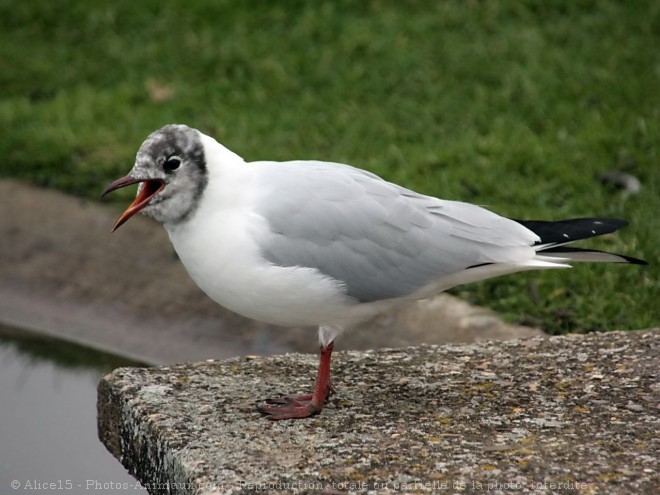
[101, 176, 165, 231]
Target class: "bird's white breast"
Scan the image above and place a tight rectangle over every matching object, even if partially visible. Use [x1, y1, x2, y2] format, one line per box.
[163, 142, 356, 327]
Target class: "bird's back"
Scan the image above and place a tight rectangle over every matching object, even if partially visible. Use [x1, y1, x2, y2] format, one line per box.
[250, 159, 540, 302]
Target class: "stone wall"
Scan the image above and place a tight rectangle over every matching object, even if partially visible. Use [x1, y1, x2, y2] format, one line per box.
[98, 330, 659, 494]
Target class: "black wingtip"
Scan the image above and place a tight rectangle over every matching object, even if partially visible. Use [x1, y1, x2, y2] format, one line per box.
[512, 217, 631, 245]
[621, 253, 648, 265]
[513, 217, 647, 266]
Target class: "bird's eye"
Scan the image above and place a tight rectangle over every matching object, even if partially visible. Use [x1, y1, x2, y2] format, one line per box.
[163, 156, 181, 172]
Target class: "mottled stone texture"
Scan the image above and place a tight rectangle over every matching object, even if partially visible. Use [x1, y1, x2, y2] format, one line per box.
[98, 330, 659, 494]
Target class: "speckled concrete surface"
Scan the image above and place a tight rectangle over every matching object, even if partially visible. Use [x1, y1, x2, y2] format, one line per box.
[98, 330, 659, 494]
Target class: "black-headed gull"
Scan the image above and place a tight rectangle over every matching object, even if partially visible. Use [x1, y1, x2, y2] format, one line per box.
[102, 124, 646, 420]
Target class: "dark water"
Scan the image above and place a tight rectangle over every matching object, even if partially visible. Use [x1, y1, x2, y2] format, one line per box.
[0, 325, 148, 494]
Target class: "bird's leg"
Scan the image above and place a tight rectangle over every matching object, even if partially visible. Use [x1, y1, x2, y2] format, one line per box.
[257, 341, 335, 420]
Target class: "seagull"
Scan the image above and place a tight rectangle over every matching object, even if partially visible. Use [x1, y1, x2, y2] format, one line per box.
[102, 124, 646, 420]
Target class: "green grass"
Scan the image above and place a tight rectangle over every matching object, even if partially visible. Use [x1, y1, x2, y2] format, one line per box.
[1, 0, 657, 333]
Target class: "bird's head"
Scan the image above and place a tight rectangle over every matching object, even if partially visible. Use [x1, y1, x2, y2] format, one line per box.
[101, 124, 208, 230]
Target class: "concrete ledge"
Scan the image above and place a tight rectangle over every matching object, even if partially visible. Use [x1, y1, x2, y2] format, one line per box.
[98, 330, 659, 494]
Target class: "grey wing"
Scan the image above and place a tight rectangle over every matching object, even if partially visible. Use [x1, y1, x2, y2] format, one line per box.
[252, 160, 539, 302]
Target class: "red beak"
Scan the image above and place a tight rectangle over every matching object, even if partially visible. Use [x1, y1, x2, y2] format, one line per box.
[101, 176, 164, 231]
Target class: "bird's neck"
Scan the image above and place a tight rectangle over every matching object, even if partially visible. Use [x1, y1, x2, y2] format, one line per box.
[199, 133, 245, 169]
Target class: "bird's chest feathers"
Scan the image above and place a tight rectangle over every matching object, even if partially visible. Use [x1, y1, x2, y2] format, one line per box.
[164, 200, 351, 326]
[166, 203, 266, 298]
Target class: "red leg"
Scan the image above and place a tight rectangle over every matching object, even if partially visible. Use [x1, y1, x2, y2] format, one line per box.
[257, 342, 335, 420]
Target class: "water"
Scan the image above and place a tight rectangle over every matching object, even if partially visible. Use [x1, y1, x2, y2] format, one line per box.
[0, 325, 148, 494]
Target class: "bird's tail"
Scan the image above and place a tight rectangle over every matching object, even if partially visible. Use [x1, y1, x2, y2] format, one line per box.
[393, 217, 645, 303]
[513, 218, 647, 265]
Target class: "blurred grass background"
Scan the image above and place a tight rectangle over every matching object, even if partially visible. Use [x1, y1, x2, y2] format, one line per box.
[1, 0, 657, 333]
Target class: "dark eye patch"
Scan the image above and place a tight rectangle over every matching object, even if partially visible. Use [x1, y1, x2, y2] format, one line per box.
[163, 156, 181, 172]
